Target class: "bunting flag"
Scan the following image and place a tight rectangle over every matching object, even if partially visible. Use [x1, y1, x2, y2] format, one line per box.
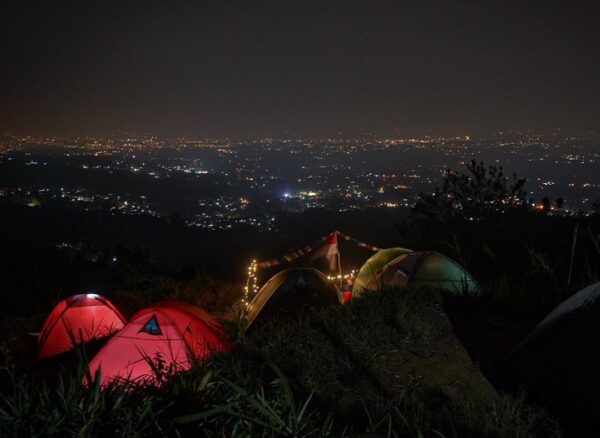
[256, 231, 381, 269]
[335, 231, 382, 252]
[310, 232, 339, 271]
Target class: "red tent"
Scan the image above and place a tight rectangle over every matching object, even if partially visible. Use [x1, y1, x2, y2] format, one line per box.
[37, 293, 125, 360]
[88, 301, 230, 386]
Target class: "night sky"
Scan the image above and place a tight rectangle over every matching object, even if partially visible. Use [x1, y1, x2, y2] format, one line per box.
[2, 0, 599, 137]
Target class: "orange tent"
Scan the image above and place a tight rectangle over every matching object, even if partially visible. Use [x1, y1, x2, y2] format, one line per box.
[37, 293, 125, 360]
[87, 301, 230, 386]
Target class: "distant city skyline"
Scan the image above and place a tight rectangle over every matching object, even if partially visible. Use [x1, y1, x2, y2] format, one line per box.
[2, 132, 599, 229]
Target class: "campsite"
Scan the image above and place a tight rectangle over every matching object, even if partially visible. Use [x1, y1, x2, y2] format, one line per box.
[2, 187, 600, 437]
[3, 1, 600, 435]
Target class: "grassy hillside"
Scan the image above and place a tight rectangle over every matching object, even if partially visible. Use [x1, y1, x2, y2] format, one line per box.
[0, 288, 559, 437]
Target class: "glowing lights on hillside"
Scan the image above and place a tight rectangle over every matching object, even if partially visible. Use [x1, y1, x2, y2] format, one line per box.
[243, 259, 258, 309]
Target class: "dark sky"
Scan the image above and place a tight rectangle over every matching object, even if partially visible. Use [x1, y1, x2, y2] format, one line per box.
[2, 0, 599, 137]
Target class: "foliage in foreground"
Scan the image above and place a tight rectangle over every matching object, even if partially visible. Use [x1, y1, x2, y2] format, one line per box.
[0, 288, 560, 437]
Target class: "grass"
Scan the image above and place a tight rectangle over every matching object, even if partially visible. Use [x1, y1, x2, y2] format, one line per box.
[0, 287, 560, 437]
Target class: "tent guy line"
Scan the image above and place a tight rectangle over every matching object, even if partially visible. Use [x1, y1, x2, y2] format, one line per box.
[256, 230, 381, 269]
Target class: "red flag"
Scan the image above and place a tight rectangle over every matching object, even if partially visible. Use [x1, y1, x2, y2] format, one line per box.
[311, 233, 339, 271]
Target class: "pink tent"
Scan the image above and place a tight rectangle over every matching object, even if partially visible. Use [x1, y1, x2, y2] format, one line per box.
[88, 301, 230, 386]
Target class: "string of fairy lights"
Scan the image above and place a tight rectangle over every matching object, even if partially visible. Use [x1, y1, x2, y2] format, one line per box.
[242, 264, 358, 309]
[326, 269, 358, 282]
[242, 259, 258, 310]
[242, 231, 379, 309]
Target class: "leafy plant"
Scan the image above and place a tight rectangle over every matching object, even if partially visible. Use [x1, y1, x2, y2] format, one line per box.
[414, 160, 527, 221]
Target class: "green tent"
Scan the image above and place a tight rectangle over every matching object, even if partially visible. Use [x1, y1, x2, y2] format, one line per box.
[353, 247, 413, 294]
[245, 268, 342, 329]
[354, 250, 479, 296]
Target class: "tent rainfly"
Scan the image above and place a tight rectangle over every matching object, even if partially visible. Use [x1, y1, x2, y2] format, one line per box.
[518, 281, 600, 348]
[245, 268, 342, 329]
[353, 250, 479, 296]
[352, 247, 413, 294]
[508, 282, 600, 435]
[37, 293, 125, 360]
[88, 301, 230, 386]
